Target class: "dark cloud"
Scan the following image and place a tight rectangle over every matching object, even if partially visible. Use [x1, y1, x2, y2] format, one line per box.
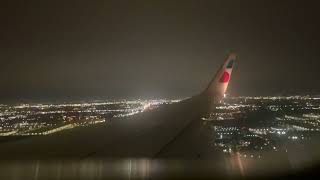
[1, 0, 320, 102]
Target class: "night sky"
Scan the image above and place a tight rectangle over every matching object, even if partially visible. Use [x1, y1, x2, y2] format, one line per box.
[1, 0, 320, 102]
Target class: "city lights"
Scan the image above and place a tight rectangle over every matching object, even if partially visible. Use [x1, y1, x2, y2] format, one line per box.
[0, 99, 180, 136]
[207, 95, 320, 158]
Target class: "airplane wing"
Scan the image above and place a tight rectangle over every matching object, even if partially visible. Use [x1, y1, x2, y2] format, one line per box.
[0, 53, 236, 160]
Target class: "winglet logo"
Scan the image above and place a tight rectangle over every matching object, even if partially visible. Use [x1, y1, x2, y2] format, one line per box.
[226, 59, 234, 69]
[219, 71, 230, 83]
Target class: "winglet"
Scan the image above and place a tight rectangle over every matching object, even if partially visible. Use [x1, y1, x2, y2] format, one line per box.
[204, 52, 236, 104]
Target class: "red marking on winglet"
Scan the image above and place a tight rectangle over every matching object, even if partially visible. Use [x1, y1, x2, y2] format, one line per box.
[219, 71, 230, 83]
